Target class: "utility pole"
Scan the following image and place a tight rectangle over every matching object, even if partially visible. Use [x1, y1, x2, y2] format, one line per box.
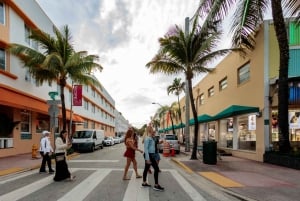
[184, 17, 190, 152]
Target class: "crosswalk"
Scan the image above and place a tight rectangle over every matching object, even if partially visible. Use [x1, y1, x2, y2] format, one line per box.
[0, 168, 207, 201]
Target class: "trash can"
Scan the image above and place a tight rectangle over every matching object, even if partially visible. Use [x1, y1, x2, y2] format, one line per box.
[203, 141, 217, 165]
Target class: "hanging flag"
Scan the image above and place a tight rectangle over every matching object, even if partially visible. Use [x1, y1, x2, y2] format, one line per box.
[73, 85, 82, 106]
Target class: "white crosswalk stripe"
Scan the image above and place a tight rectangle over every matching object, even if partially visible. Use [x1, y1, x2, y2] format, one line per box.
[58, 169, 111, 201]
[123, 172, 150, 201]
[170, 170, 206, 201]
[0, 168, 207, 201]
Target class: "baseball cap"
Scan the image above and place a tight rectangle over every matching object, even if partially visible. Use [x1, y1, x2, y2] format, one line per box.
[42, 130, 50, 136]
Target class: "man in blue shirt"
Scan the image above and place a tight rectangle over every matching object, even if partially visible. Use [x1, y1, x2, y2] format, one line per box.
[142, 123, 164, 191]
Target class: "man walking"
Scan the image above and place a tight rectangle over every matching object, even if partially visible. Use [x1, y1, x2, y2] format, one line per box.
[39, 130, 55, 174]
[142, 122, 164, 191]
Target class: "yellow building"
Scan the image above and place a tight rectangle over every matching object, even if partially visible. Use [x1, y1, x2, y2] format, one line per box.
[176, 19, 300, 162]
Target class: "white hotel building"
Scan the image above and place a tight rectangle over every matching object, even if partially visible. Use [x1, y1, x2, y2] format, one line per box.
[0, 0, 125, 157]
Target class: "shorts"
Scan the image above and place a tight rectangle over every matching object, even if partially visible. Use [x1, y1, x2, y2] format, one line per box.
[154, 153, 160, 161]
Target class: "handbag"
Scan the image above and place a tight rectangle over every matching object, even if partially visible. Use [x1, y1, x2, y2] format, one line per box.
[55, 154, 65, 162]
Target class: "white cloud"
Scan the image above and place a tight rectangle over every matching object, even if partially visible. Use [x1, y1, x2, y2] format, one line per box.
[36, 0, 200, 128]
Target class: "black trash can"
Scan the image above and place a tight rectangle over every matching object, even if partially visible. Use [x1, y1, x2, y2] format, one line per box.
[203, 141, 217, 165]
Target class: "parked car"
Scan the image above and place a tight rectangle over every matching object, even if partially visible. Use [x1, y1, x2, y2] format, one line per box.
[103, 136, 115, 146]
[158, 134, 180, 154]
[113, 136, 121, 144]
[119, 135, 125, 143]
[72, 129, 104, 152]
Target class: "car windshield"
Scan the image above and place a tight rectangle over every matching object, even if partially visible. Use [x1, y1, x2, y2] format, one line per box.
[165, 135, 178, 140]
[104, 137, 111, 140]
[73, 131, 93, 138]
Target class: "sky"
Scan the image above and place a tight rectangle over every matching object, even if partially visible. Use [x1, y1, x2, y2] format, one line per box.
[35, 0, 202, 128]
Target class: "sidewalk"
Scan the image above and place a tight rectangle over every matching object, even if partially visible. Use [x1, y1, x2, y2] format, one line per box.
[171, 145, 300, 201]
[0, 153, 79, 176]
[1, 150, 300, 201]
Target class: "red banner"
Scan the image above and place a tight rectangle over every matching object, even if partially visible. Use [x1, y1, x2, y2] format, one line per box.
[73, 85, 82, 106]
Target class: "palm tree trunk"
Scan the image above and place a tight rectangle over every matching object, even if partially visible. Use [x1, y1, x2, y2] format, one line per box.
[271, 1, 291, 153]
[188, 78, 199, 160]
[177, 95, 184, 141]
[60, 80, 67, 131]
[170, 111, 176, 135]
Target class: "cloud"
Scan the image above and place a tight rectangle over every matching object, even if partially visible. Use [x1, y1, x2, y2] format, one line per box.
[36, 0, 200, 127]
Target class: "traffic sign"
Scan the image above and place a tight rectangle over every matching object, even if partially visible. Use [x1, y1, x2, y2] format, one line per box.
[47, 100, 61, 105]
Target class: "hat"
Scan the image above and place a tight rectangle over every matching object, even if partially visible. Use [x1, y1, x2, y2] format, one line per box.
[42, 130, 50, 136]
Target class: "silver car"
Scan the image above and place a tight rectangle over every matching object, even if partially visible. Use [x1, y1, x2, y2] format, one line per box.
[103, 136, 115, 146]
[158, 134, 180, 154]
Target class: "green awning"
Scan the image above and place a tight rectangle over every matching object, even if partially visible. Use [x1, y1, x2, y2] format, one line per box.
[176, 122, 185, 129]
[189, 114, 214, 125]
[213, 105, 259, 120]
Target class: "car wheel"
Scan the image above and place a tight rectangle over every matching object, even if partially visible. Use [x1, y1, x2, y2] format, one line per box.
[91, 145, 95, 152]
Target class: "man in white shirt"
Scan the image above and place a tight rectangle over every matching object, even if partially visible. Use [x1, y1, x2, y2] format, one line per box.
[39, 130, 55, 174]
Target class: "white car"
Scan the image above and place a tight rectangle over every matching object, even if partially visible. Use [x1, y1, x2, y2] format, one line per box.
[113, 136, 121, 144]
[103, 136, 115, 146]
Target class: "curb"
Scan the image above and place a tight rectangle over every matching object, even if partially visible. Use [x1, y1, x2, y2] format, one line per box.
[0, 152, 80, 177]
[170, 158, 194, 174]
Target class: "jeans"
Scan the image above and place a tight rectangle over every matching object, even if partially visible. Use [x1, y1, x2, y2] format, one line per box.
[143, 153, 159, 184]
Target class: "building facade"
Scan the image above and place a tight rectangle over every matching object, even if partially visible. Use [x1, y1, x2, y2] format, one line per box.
[174, 19, 300, 162]
[0, 0, 117, 157]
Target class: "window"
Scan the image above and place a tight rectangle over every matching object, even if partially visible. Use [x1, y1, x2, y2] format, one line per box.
[25, 70, 31, 81]
[21, 111, 31, 133]
[25, 24, 30, 45]
[219, 118, 233, 148]
[238, 63, 250, 84]
[0, 48, 5, 70]
[84, 99, 89, 110]
[0, 2, 4, 24]
[199, 93, 204, 105]
[208, 86, 214, 97]
[219, 77, 227, 91]
[84, 120, 88, 128]
[238, 115, 256, 151]
[92, 104, 95, 113]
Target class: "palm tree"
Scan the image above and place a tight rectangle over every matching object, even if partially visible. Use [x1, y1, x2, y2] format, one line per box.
[10, 25, 103, 131]
[152, 118, 160, 134]
[167, 78, 185, 137]
[197, 0, 300, 153]
[146, 15, 240, 159]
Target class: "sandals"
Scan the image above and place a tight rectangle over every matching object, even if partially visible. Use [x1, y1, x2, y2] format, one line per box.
[123, 177, 131, 180]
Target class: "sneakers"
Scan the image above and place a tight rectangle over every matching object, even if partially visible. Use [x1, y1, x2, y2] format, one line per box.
[39, 171, 47, 174]
[153, 184, 164, 191]
[142, 183, 151, 187]
[49, 170, 55, 174]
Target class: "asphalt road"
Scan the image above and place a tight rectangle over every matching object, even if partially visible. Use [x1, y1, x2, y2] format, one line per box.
[0, 142, 243, 201]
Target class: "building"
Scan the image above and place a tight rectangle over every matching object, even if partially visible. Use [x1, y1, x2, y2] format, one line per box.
[0, 0, 117, 157]
[173, 19, 300, 162]
[115, 111, 130, 137]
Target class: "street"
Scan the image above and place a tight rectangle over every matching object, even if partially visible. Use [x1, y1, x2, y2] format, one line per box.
[0, 143, 242, 201]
